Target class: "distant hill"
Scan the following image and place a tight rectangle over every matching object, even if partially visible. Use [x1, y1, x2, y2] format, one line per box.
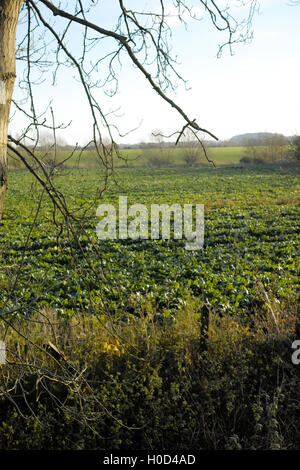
[229, 132, 288, 146]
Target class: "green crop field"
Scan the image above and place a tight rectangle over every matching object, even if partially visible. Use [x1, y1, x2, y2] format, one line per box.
[120, 146, 245, 167]
[1, 164, 299, 316]
[7, 145, 246, 169]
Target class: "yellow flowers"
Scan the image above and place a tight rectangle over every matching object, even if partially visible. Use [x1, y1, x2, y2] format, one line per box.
[101, 338, 125, 357]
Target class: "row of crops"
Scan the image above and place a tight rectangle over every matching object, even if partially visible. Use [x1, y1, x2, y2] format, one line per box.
[0, 164, 299, 321]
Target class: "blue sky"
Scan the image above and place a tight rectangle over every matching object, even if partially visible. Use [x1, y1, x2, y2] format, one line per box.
[11, 0, 300, 145]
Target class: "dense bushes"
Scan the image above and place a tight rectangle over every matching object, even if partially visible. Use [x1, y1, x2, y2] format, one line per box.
[240, 156, 266, 165]
[291, 136, 300, 161]
[239, 134, 296, 164]
[0, 294, 299, 450]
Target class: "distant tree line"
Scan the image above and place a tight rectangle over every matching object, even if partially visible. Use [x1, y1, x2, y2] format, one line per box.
[240, 134, 300, 164]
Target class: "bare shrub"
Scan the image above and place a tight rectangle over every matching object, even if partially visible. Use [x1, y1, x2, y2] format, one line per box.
[182, 147, 201, 166]
[147, 150, 172, 168]
[179, 128, 202, 166]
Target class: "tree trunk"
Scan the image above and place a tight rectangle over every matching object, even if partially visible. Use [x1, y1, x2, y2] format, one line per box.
[0, 0, 23, 220]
